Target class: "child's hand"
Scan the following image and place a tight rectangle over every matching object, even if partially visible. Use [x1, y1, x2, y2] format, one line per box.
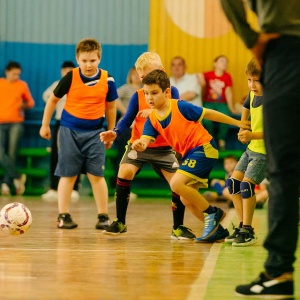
[238, 120, 251, 130]
[137, 109, 153, 118]
[238, 130, 252, 144]
[39, 125, 51, 140]
[100, 130, 117, 144]
[105, 141, 113, 150]
[132, 139, 146, 152]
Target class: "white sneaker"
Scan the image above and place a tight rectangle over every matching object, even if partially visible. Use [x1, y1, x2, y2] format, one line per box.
[13, 174, 26, 195]
[130, 192, 138, 201]
[42, 189, 58, 202]
[71, 190, 80, 203]
[1, 183, 11, 196]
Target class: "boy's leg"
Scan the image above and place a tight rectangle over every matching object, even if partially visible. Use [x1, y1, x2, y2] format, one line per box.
[57, 176, 78, 229]
[102, 163, 139, 235]
[87, 173, 110, 229]
[170, 172, 225, 240]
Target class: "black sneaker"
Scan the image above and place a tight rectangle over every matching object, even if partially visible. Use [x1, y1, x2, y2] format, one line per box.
[224, 224, 241, 243]
[57, 213, 78, 229]
[195, 224, 229, 243]
[232, 227, 257, 247]
[102, 219, 127, 235]
[235, 272, 294, 298]
[95, 213, 110, 230]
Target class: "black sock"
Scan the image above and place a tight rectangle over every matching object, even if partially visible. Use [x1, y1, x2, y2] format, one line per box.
[203, 205, 217, 214]
[115, 177, 131, 224]
[172, 192, 185, 229]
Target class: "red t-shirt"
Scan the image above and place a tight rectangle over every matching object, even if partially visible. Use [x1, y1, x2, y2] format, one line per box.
[203, 71, 233, 104]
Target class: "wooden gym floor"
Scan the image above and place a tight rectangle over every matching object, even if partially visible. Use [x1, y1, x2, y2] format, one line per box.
[0, 195, 299, 300]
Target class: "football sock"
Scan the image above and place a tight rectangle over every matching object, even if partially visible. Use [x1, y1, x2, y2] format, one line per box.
[115, 177, 131, 224]
[203, 205, 218, 214]
[171, 192, 185, 229]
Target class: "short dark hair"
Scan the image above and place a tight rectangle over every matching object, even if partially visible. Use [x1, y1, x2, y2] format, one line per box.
[5, 61, 22, 71]
[61, 61, 76, 68]
[142, 69, 170, 91]
[246, 58, 262, 77]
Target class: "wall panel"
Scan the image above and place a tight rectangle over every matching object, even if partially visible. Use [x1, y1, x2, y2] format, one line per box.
[149, 0, 258, 104]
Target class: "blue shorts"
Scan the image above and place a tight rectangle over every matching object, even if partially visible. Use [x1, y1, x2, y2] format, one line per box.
[55, 126, 105, 177]
[234, 148, 267, 184]
[177, 140, 218, 188]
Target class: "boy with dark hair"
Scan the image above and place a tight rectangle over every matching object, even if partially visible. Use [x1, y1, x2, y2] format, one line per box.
[132, 69, 250, 241]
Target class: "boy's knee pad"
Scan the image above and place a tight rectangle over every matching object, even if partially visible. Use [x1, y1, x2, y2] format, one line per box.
[226, 178, 241, 195]
[240, 181, 256, 199]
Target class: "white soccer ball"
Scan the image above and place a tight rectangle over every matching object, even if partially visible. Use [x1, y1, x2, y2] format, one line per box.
[0, 202, 32, 235]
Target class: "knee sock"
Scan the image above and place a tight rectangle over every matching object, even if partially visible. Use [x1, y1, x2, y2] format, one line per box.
[171, 192, 185, 229]
[115, 177, 131, 224]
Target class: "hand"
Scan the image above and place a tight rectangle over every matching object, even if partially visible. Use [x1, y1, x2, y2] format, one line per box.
[100, 130, 117, 144]
[137, 109, 153, 118]
[251, 33, 280, 65]
[238, 120, 251, 130]
[238, 130, 252, 144]
[132, 139, 146, 152]
[39, 125, 51, 140]
[105, 141, 113, 150]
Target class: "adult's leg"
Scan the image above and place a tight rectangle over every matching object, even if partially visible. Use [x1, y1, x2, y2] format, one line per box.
[263, 36, 300, 276]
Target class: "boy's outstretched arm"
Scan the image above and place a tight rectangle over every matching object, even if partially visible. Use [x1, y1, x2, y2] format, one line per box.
[132, 137, 151, 152]
[204, 108, 251, 130]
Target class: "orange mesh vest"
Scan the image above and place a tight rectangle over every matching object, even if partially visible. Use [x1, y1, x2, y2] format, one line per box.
[130, 88, 169, 147]
[149, 100, 212, 156]
[64, 68, 108, 119]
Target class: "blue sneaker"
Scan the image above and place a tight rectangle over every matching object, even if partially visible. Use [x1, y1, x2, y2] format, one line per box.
[201, 208, 226, 239]
[195, 224, 229, 243]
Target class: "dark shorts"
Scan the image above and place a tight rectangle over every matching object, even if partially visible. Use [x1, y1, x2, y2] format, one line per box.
[178, 141, 219, 188]
[121, 143, 179, 177]
[55, 126, 105, 177]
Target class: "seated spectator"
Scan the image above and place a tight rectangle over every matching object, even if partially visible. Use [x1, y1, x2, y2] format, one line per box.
[170, 56, 202, 107]
[198, 55, 238, 150]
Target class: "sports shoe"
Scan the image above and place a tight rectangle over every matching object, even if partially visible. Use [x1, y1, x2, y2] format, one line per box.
[1, 183, 11, 196]
[232, 227, 257, 247]
[42, 189, 58, 202]
[255, 200, 265, 209]
[171, 225, 196, 240]
[13, 174, 26, 195]
[71, 190, 80, 203]
[102, 219, 127, 235]
[201, 207, 226, 239]
[95, 213, 110, 230]
[57, 213, 78, 229]
[224, 224, 241, 243]
[235, 272, 294, 298]
[195, 224, 229, 243]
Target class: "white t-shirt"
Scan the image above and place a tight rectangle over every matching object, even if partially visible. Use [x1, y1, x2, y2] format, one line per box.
[170, 73, 202, 107]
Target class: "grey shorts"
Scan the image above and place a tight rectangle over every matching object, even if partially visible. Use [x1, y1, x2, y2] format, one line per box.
[55, 126, 105, 177]
[121, 143, 179, 177]
[234, 148, 267, 184]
